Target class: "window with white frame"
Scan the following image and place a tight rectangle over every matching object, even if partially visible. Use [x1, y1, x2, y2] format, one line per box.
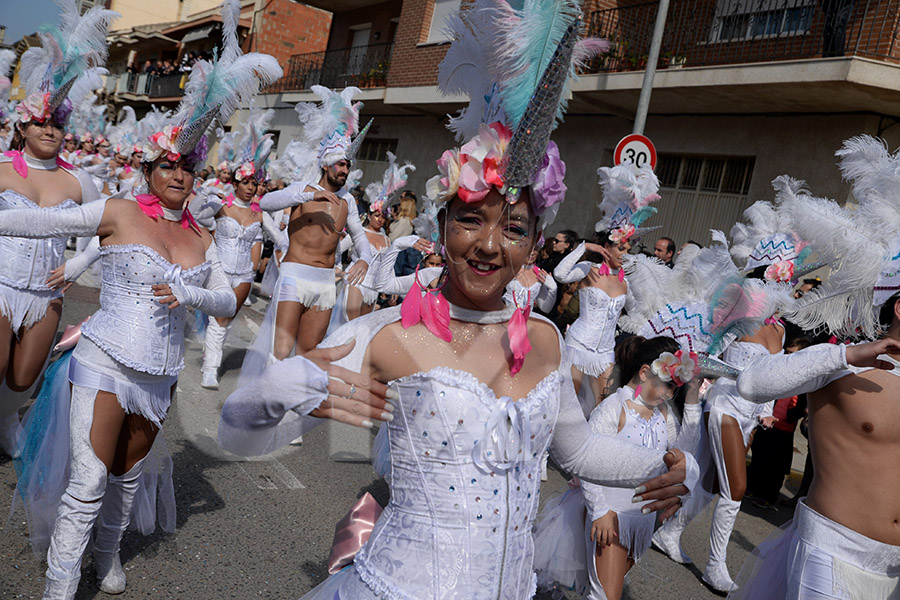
[425, 0, 462, 44]
[710, 0, 814, 42]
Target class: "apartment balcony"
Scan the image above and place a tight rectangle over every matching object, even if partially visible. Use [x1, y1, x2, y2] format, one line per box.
[266, 43, 393, 94]
[106, 72, 185, 103]
[563, 0, 900, 117]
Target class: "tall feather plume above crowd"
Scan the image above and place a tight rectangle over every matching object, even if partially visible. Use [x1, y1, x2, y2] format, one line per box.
[437, 0, 608, 143]
[174, 0, 282, 152]
[18, 0, 119, 97]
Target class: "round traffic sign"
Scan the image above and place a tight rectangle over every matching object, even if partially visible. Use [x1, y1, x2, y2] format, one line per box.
[614, 134, 657, 170]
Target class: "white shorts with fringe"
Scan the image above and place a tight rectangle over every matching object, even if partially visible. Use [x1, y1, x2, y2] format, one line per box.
[0, 281, 61, 336]
[731, 500, 900, 600]
[277, 262, 336, 311]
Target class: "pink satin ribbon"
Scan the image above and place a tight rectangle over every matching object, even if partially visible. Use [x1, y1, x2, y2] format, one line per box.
[123, 165, 132, 174]
[3, 151, 71, 178]
[224, 193, 261, 212]
[135, 194, 199, 230]
[401, 266, 452, 342]
[54, 317, 89, 353]
[596, 262, 625, 282]
[507, 292, 532, 376]
[532, 264, 541, 276]
[764, 316, 784, 326]
[326, 492, 383, 574]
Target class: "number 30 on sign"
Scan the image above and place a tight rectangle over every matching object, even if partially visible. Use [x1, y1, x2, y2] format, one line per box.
[614, 134, 657, 171]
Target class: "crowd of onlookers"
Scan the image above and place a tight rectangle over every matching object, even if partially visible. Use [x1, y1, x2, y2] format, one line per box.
[126, 51, 212, 78]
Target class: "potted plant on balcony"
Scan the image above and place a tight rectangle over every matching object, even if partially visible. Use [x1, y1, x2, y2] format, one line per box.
[663, 51, 687, 69]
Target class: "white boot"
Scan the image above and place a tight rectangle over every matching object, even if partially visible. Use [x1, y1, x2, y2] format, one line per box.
[652, 507, 694, 564]
[702, 497, 741, 593]
[0, 411, 19, 457]
[93, 459, 144, 594]
[44, 386, 109, 600]
[201, 318, 227, 389]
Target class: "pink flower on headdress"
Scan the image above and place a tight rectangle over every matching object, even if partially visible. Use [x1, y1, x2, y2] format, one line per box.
[426, 148, 462, 202]
[651, 350, 700, 386]
[765, 260, 795, 283]
[16, 92, 52, 123]
[132, 144, 143, 155]
[64, 133, 75, 141]
[456, 122, 511, 203]
[609, 223, 635, 244]
[144, 125, 182, 162]
[217, 161, 229, 171]
[81, 132, 94, 143]
[532, 141, 567, 215]
[235, 162, 255, 181]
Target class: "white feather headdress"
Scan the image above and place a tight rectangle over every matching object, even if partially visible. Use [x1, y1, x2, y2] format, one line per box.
[364, 152, 415, 212]
[16, 0, 118, 126]
[141, 0, 282, 165]
[294, 85, 364, 169]
[230, 106, 275, 181]
[780, 135, 900, 339]
[595, 163, 661, 240]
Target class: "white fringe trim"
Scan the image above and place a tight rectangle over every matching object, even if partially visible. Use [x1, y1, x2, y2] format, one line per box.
[616, 511, 657, 561]
[0, 284, 61, 337]
[564, 345, 614, 377]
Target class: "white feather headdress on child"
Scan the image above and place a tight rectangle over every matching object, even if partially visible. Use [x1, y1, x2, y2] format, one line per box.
[140, 0, 282, 166]
[780, 136, 900, 339]
[0, 49, 16, 124]
[16, 0, 118, 127]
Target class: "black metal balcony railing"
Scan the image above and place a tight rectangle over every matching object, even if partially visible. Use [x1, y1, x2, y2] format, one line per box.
[267, 42, 393, 93]
[108, 72, 185, 99]
[585, 0, 900, 73]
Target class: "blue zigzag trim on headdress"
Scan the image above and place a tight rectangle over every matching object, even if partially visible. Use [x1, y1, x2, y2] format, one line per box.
[749, 239, 796, 261]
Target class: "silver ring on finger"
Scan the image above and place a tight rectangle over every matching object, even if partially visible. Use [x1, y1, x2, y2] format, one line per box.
[347, 384, 356, 399]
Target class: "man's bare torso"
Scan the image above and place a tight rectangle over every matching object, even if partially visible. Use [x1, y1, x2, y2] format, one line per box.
[807, 366, 900, 545]
[283, 183, 348, 269]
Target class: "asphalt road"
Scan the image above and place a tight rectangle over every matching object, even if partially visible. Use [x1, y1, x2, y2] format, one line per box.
[0, 276, 800, 600]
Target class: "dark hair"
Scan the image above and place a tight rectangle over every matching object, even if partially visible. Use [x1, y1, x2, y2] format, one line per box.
[659, 237, 676, 254]
[400, 189, 417, 201]
[558, 229, 576, 247]
[785, 336, 813, 351]
[878, 292, 900, 331]
[746, 265, 768, 280]
[583, 230, 613, 263]
[614, 335, 682, 388]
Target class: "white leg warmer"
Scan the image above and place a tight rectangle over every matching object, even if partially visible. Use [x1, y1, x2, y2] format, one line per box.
[202, 317, 227, 375]
[93, 456, 145, 594]
[703, 497, 741, 592]
[44, 385, 108, 600]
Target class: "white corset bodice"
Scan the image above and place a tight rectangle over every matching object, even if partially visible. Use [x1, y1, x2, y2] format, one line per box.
[81, 244, 210, 376]
[352, 367, 561, 600]
[566, 287, 626, 352]
[350, 231, 388, 291]
[503, 279, 540, 310]
[0, 190, 77, 290]
[601, 405, 668, 513]
[214, 216, 261, 277]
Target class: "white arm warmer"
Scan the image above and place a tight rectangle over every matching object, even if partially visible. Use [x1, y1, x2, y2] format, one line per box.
[168, 242, 237, 317]
[535, 276, 558, 313]
[64, 237, 102, 281]
[258, 182, 315, 212]
[553, 242, 593, 283]
[217, 354, 329, 456]
[0, 196, 106, 238]
[344, 194, 373, 264]
[736, 343, 849, 402]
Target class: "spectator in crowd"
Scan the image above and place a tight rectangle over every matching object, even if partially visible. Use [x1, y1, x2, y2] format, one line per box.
[654, 236, 676, 267]
[388, 190, 417, 242]
[537, 229, 576, 319]
[746, 336, 813, 509]
[143, 60, 154, 74]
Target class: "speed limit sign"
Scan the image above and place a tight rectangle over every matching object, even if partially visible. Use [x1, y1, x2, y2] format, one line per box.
[614, 134, 657, 170]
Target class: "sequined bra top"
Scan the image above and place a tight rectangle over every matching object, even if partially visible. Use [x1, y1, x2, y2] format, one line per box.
[81, 244, 210, 376]
[0, 190, 77, 290]
[214, 216, 262, 277]
[348, 367, 561, 600]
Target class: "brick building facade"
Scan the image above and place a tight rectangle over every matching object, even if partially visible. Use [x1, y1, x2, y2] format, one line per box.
[252, 0, 332, 66]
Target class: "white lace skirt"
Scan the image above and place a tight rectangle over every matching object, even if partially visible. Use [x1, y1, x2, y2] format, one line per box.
[298, 565, 376, 600]
[0, 281, 61, 337]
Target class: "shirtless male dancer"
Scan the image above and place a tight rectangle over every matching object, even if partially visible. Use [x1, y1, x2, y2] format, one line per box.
[258, 123, 371, 358]
[735, 300, 900, 598]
